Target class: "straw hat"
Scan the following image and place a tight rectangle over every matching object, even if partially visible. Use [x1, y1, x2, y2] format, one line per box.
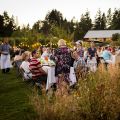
[57, 39, 66, 47]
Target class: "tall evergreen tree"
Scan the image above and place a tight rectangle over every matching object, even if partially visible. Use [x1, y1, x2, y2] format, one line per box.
[79, 11, 92, 31]
[93, 9, 107, 30]
[45, 9, 63, 27]
[0, 11, 16, 37]
[0, 15, 4, 37]
[93, 9, 102, 30]
[32, 20, 43, 32]
[106, 8, 112, 29]
[40, 21, 51, 36]
[111, 9, 120, 29]
[74, 11, 92, 40]
[101, 13, 107, 30]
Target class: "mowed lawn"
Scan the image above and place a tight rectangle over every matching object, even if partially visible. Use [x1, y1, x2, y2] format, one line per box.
[0, 68, 37, 120]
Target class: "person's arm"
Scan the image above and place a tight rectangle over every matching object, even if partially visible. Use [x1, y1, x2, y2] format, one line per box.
[0, 45, 3, 54]
[20, 62, 23, 69]
[95, 48, 98, 58]
[14, 56, 17, 61]
[39, 65, 47, 74]
[116, 51, 120, 56]
[0, 47, 1, 54]
[37, 62, 47, 74]
[87, 48, 91, 58]
[8, 44, 12, 50]
[108, 51, 112, 59]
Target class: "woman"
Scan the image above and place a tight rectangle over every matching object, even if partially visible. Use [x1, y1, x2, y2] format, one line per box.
[87, 42, 97, 72]
[20, 51, 32, 80]
[0, 38, 12, 73]
[76, 42, 85, 65]
[54, 39, 72, 84]
[76, 42, 84, 57]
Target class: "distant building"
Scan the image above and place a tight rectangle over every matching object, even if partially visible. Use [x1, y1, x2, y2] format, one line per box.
[84, 30, 120, 42]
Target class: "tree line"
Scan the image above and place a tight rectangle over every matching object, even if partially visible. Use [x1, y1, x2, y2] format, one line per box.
[0, 8, 120, 46]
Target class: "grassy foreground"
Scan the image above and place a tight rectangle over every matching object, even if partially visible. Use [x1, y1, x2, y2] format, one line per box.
[0, 66, 120, 120]
[31, 65, 120, 120]
[0, 69, 37, 120]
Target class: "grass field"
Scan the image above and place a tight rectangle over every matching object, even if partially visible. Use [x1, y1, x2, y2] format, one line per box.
[1, 66, 120, 120]
[0, 69, 37, 120]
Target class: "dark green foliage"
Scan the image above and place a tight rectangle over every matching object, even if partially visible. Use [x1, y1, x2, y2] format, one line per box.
[75, 11, 92, 40]
[112, 33, 120, 41]
[0, 11, 16, 37]
[101, 13, 107, 30]
[40, 21, 51, 36]
[111, 33, 120, 46]
[111, 9, 120, 30]
[32, 20, 43, 32]
[1, 8, 120, 45]
[93, 9, 106, 30]
[45, 9, 63, 27]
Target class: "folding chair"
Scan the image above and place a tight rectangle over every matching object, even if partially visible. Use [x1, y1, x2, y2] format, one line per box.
[13, 60, 22, 77]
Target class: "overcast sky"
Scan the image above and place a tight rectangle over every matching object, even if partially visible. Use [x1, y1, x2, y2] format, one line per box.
[0, 0, 120, 27]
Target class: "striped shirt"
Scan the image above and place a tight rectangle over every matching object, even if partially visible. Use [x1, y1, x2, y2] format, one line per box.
[29, 58, 45, 80]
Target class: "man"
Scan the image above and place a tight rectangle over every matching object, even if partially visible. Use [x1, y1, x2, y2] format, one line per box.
[0, 38, 12, 73]
[29, 50, 47, 94]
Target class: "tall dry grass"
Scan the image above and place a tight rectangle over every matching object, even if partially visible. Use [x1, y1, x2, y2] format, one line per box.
[30, 65, 120, 120]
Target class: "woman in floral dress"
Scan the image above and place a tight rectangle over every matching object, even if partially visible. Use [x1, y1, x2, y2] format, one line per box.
[54, 39, 72, 83]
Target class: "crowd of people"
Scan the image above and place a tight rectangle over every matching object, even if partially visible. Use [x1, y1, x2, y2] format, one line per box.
[0, 38, 120, 94]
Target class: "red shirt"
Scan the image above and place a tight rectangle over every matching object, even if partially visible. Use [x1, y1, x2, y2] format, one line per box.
[29, 58, 45, 80]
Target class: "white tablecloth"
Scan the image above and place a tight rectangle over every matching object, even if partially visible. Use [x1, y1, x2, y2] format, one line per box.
[42, 66, 56, 90]
[69, 67, 77, 86]
[42, 66, 77, 90]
